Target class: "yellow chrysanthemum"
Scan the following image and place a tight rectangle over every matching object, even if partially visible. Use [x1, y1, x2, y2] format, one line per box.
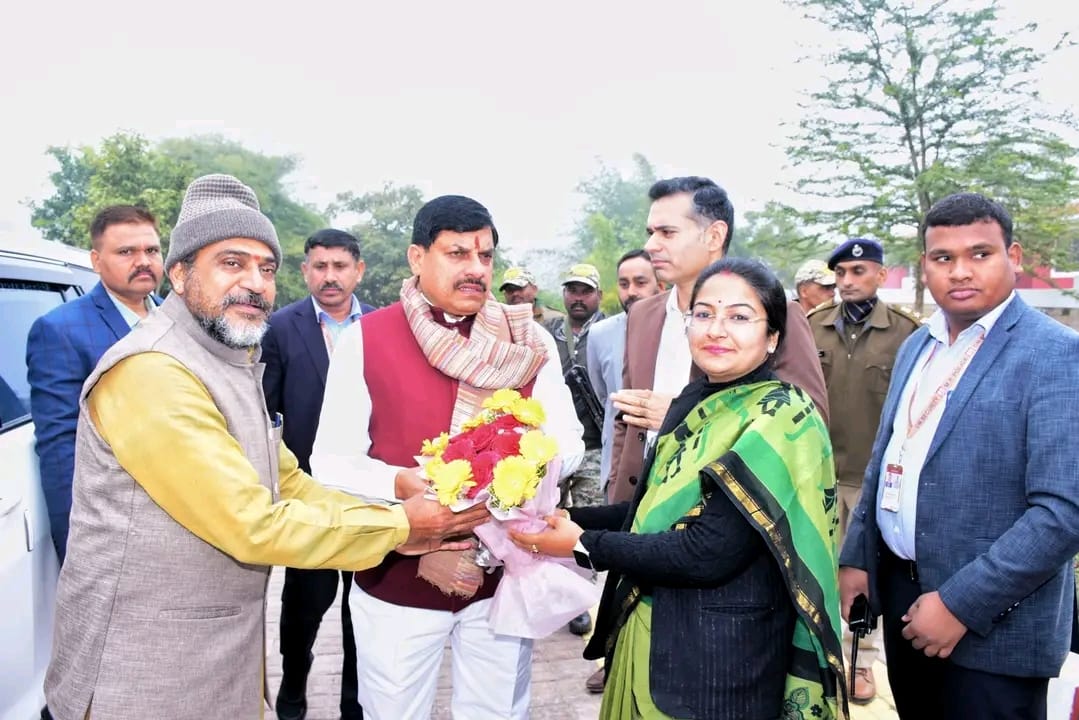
[519, 430, 558, 465]
[428, 458, 475, 506]
[461, 410, 494, 431]
[420, 432, 450, 457]
[490, 456, 541, 508]
[510, 397, 546, 427]
[482, 388, 522, 413]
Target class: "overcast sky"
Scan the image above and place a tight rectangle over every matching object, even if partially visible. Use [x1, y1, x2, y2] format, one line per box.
[1, 0, 1076, 259]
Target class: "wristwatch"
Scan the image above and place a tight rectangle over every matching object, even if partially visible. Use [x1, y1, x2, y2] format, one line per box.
[572, 539, 593, 570]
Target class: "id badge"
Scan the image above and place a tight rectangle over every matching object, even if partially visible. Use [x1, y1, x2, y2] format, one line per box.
[881, 463, 903, 512]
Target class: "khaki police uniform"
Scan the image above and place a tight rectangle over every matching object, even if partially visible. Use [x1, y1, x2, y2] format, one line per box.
[808, 299, 920, 528]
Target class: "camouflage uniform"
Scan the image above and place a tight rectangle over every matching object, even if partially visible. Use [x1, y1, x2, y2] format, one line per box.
[560, 448, 602, 508]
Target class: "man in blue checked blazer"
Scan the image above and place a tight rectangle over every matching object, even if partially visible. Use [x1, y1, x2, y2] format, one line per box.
[27, 206, 163, 564]
[839, 193, 1079, 720]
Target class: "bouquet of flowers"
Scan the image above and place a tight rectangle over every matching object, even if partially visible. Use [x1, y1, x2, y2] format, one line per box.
[419, 389, 558, 512]
[417, 389, 600, 638]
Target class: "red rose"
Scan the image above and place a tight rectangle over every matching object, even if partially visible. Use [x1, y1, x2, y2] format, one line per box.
[492, 414, 524, 432]
[492, 430, 522, 457]
[441, 438, 475, 463]
[467, 423, 499, 452]
[467, 451, 501, 497]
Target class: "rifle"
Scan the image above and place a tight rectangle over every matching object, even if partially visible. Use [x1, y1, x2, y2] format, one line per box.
[565, 363, 605, 432]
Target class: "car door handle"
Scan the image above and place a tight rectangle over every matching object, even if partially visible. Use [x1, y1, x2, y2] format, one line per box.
[0, 495, 22, 518]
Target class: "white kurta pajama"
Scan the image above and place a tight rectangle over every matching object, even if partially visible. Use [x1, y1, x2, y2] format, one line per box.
[311, 313, 584, 719]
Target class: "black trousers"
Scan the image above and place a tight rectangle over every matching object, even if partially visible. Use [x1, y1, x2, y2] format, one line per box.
[878, 545, 1048, 720]
[279, 568, 362, 719]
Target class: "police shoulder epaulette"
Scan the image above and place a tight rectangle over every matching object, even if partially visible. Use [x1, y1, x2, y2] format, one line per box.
[888, 304, 923, 326]
[805, 300, 838, 319]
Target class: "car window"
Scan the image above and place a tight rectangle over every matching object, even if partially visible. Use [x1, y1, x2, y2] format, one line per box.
[0, 281, 67, 431]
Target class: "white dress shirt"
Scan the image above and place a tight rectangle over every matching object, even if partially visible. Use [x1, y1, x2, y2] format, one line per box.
[310, 316, 585, 503]
[877, 292, 1016, 560]
[311, 295, 363, 348]
[647, 289, 694, 447]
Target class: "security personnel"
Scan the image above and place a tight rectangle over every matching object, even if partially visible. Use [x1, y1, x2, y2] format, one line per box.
[794, 258, 837, 314]
[499, 266, 565, 324]
[807, 237, 920, 704]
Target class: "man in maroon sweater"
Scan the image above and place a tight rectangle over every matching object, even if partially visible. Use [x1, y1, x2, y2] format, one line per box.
[310, 195, 584, 719]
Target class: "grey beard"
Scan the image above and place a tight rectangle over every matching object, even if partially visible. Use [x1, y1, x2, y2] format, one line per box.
[196, 313, 268, 350]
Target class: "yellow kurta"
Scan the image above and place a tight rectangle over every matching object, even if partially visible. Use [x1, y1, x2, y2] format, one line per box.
[87, 352, 410, 570]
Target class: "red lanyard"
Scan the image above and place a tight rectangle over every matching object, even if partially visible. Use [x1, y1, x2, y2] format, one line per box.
[904, 332, 985, 440]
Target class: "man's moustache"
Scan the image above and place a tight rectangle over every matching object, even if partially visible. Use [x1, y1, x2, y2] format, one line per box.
[129, 267, 158, 282]
[320, 283, 343, 291]
[455, 279, 487, 291]
[222, 292, 272, 313]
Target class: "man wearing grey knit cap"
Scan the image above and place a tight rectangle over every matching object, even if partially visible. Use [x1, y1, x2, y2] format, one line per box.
[44, 174, 489, 720]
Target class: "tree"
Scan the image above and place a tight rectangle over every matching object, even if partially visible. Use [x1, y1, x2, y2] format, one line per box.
[328, 183, 426, 309]
[29, 132, 326, 306]
[735, 202, 831, 286]
[160, 136, 326, 304]
[572, 154, 658, 315]
[785, 0, 1079, 310]
[30, 134, 191, 245]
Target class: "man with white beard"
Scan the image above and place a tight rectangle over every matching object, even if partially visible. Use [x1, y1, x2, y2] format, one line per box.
[43, 174, 487, 720]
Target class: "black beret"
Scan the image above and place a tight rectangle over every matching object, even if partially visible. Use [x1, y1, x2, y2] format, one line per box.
[828, 238, 884, 269]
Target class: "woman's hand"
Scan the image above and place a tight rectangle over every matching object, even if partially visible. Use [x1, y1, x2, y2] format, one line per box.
[510, 514, 583, 558]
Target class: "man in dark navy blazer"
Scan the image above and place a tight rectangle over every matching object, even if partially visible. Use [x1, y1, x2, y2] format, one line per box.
[27, 205, 163, 564]
[261, 228, 374, 720]
[839, 193, 1079, 719]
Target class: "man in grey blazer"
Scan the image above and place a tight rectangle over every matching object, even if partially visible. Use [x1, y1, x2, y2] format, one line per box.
[586, 249, 662, 494]
[839, 192, 1079, 719]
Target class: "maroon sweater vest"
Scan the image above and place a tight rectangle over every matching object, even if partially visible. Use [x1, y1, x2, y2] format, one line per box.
[354, 302, 536, 612]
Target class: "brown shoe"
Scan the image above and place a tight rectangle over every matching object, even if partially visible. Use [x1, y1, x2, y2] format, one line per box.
[585, 666, 606, 694]
[851, 666, 876, 704]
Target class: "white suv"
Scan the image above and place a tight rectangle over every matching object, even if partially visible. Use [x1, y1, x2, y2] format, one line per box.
[0, 239, 97, 720]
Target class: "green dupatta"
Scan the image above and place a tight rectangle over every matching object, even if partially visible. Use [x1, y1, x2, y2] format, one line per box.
[630, 379, 846, 720]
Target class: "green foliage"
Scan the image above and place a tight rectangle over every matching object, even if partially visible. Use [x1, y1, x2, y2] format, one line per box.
[31, 134, 191, 245]
[535, 288, 565, 314]
[29, 146, 93, 244]
[785, 0, 1079, 308]
[160, 135, 326, 305]
[734, 202, 831, 287]
[29, 132, 327, 306]
[328, 183, 426, 308]
[572, 154, 658, 315]
[581, 214, 626, 315]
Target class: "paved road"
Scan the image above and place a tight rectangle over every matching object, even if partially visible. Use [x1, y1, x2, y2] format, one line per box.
[264, 566, 1079, 719]
[264, 567, 602, 720]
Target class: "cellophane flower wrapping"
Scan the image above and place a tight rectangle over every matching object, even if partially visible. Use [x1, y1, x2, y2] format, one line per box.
[415, 389, 601, 638]
[474, 456, 602, 639]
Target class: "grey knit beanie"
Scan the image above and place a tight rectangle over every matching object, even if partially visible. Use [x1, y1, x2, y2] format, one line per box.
[165, 174, 282, 270]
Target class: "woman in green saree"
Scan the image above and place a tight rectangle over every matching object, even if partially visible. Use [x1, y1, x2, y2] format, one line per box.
[515, 258, 845, 719]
